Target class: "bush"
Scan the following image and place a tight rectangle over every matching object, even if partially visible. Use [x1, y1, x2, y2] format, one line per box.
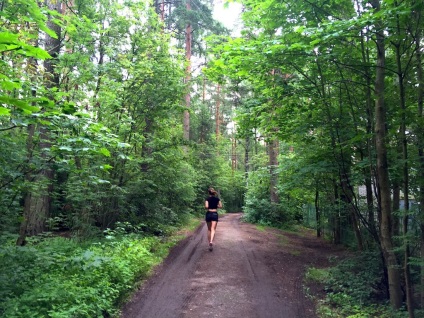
[243, 197, 297, 228]
[0, 232, 173, 317]
[325, 252, 385, 304]
[305, 252, 409, 318]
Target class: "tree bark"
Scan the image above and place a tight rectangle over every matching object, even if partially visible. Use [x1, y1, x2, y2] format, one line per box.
[333, 180, 341, 244]
[369, 0, 402, 309]
[268, 138, 279, 204]
[244, 135, 250, 175]
[215, 84, 221, 140]
[340, 176, 364, 250]
[183, 0, 191, 141]
[17, 0, 62, 245]
[315, 188, 321, 237]
[413, 8, 424, 309]
[393, 14, 414, 313]
[231, 137, 237, 172]
[392, 178, 400, 237]
[357, 2, 376, 239]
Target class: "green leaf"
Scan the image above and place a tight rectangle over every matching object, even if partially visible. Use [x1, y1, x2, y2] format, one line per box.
[0, 106, 10, 116]
[100, 164, 113, 171]
[0, 78, 21, 90]
[0, 32, 19, 45]
[17, 45, 51, 59]
[99, 148, 111, 157]
[117, 142, 130, 148]
[0, 96, 40, 114]
[58, 146, 73, 152]
[0, 31, 51, 59]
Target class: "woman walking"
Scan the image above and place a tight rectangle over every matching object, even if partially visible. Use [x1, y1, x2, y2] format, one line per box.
[205, 188, 222, 251]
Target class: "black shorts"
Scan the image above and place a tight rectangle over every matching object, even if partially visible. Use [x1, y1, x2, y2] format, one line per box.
[205, 212, 218, 222]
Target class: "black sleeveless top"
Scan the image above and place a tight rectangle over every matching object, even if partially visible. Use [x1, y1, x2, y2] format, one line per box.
[206, 196, 220, 209]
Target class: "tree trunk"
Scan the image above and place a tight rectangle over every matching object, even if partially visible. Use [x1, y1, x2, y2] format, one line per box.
[340, 174, 364, 250]
[231, 137, 237, 172]
[254, 128, 258, 155]
[17, 0, 62, 245]
[413, 10, 424, 309]
[369, 0, 402, 309]
[244, 135, 250, 174]
[94, 19, 106, 121]
[358, 18, 377, 239]
[215, 84, 221, 140]
[393, 19, 414, 313]
[392, 179, 400, 237]
[161, 0, 165, 21]
[364, 169, 376, 235]
[268, 138, 279, 204]
[333, 180, 341, 244]
[315, 188, 321, 237]
[183, 0, 191, 141]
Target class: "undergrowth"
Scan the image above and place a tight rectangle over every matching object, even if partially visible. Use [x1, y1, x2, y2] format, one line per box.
[0, 220, 198, 318]
[305, 251, 411, 318]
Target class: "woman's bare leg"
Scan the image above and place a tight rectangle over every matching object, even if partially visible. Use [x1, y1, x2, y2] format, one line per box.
[210, 221, 217, 243]
[207, 221, 212, 243]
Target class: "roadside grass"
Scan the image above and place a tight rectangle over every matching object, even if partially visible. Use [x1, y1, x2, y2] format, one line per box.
[273, 232, 290, 246]
[252, 222, 311, 249]
[305, 267, 330, 282]
[0, 215, 202, 318]
[289, 249, 301, 256]
[173, 216, 202, 240]
[282, 225, 316, 237]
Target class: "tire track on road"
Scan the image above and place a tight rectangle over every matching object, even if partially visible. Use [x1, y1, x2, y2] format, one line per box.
[121, 223, 207, 318]
[121, 213, 331, 318]
[231, 215, 298, 318]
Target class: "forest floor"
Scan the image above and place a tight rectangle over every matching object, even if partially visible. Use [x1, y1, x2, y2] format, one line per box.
[120, 213, 345, 318]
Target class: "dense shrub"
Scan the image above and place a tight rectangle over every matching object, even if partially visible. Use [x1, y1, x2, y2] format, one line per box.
[243, 197, 300, 228]
[305, 251, 410, 318]
[0, 231, 173, 317]
[325, 252, 385, 304]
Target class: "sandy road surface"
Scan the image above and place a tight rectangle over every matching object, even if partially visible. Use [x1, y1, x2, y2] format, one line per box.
[121, 213, 337, 318]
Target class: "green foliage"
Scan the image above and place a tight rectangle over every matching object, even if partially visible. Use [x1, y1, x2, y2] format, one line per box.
[164, 0, 228, 54]
[325, 253, 385, 304]
[0, 129, 27, 232]
[316, 300, 408, 318]
[1, 0, 421, 314]
[0, 0, 54, 116]
[0, 0, 208, 239]
[0, 233, 173, 317]
[241, 151, 306, 227]
[243, 197, 299, 228]
[305, 267, 330, 283]
[306, 252, 409, 318]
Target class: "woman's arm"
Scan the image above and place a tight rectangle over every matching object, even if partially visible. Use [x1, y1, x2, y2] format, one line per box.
[218, 200, 223, 208]
[205, 200, 209, 210]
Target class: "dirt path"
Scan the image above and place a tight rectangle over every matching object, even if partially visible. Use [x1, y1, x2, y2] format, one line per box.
[121, 213, 341, 318]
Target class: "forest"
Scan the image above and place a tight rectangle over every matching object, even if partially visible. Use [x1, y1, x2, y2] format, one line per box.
[0, 0, 423, 317]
